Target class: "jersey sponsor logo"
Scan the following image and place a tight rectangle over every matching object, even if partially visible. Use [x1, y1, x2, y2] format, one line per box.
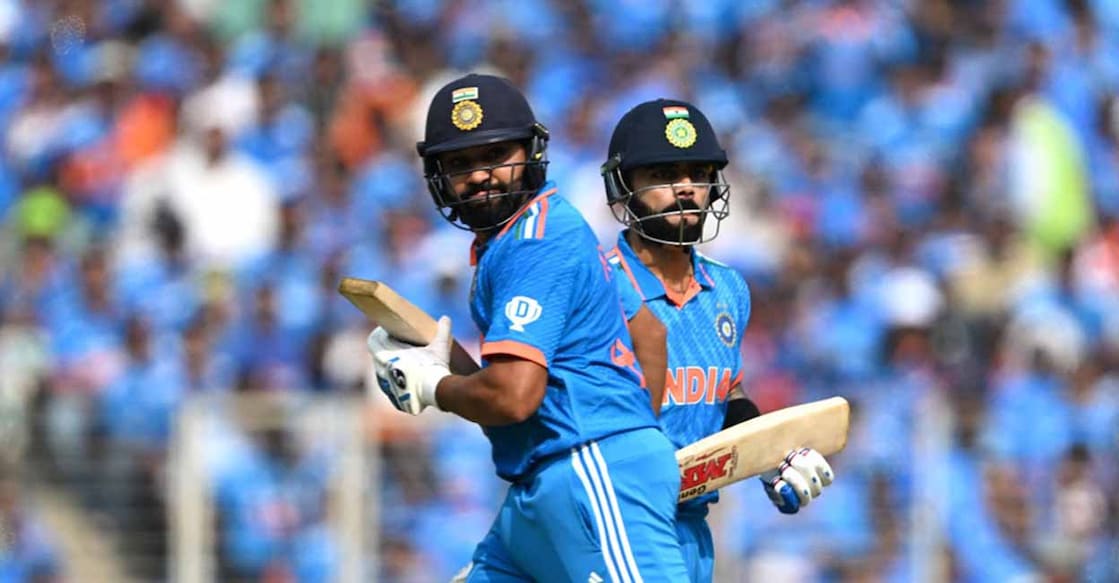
[715, 311, 736, 347]
[679, 447, 737, 500]
[663, 366, 734, 406]
[504, 295, 542, 331]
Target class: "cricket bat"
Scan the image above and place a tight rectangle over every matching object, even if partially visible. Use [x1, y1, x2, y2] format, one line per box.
[675, 396, 849, 502]
[338, 277, 480, 374]
[338, 277, 850, 501]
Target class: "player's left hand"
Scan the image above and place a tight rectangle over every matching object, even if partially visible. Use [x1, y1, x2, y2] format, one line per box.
[367, 316, 453, 415]
[759, 448, 834, 514]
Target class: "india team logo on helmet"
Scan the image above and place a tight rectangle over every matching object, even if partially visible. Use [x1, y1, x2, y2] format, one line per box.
[663, 106, 698, 148]
[665, 118, 697, 148]
[451, 86, 484, 131]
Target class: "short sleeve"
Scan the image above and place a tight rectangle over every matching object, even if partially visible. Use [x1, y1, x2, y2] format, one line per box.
[613, 267, 645, 321]
[480, 237, 579, 367]
[738, 276, 752, 335]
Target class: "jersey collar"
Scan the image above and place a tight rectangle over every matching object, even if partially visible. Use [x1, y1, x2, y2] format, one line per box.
[614, 230, 715, 306]
[470, 181, 558, 265]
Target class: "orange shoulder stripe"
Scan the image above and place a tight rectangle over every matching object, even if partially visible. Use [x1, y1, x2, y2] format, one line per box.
[496, 187, 558, 238]
[612, 250, 646, 301]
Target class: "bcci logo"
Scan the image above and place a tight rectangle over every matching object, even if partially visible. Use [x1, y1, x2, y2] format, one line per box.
[504, 296, 542, 332]
[451, 100, 483, 131]
[665, 118, 697, 148]
[715, 312, 736, 347]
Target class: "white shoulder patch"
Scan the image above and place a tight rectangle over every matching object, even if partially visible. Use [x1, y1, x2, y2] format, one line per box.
[504, 295, 543, 331]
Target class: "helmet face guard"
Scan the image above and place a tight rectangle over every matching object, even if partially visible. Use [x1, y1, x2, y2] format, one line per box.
[602, 154, 731, 246]
[420, 123, 549, 232]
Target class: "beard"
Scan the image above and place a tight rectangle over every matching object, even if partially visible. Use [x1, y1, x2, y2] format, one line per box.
[629, 196, 706, 244]
[454, 179, 527, 231]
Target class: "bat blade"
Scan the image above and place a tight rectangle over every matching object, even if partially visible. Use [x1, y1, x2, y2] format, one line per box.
[675, 397, 850, 502]
[338, 277, 480, 374]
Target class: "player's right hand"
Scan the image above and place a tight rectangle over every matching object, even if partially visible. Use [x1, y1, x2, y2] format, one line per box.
[759, 448, 834, 514]
[366, 316, 453, 415]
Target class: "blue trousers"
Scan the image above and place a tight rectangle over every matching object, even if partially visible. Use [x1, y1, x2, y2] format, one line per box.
[462, 428, 689, 582]
[675, 511, 715, 583]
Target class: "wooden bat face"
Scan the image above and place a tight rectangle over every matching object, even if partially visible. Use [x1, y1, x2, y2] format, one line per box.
[675, 397, 849, 502]
[338, 277, 480, 374]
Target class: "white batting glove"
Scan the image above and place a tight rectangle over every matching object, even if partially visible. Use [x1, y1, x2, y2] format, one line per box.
[366, 316, 453, 415]
[759, 448, 835, 514]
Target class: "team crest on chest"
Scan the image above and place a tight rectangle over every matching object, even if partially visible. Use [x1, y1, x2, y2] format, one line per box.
[715, 312, 736, 347]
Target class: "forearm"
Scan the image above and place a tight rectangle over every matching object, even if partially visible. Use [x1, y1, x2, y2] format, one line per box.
[628, 305, 668, 415]
[435, 367, 543, 426]
[632, 333, 667, 416]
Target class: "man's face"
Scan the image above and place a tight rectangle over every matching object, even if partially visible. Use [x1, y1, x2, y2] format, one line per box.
[628, 161, 716, 243]
[436, 141, 529, 230]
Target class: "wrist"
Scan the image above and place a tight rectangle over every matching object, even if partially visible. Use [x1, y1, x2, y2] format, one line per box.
[420, 364, 451, 410]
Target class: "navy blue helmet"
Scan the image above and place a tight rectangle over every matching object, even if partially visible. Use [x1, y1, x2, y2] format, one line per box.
[602, 99, 730, 245]
[417, 74, 549, 231]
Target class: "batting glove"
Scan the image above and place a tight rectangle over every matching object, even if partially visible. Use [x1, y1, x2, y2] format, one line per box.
[367, 316, 453, 415]
[759, 448, 835, 514]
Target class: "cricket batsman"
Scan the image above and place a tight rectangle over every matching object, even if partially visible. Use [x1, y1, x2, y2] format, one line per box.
[601, 99, 837, 581]
[365, 75, 689, 581]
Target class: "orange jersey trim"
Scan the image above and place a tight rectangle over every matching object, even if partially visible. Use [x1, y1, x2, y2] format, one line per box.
[496, 187, 558, 239]
[469, 187, 557, 265]
[663, 276, 702, 309]
[534, 196, 549, 238]
[608, 248, 647, 302]
[696, 260, 716, 287]
[481, 340, 548, 368]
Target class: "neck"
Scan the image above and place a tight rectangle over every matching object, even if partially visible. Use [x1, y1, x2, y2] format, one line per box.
[626, 230, 694, 290]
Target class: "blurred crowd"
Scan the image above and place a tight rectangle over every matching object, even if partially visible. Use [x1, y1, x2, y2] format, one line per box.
[0, 0, 1116, 581]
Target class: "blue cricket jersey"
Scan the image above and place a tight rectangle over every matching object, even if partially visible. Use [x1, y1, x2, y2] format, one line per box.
[470, 184, 659, 482]
[607, 231, 750, 512]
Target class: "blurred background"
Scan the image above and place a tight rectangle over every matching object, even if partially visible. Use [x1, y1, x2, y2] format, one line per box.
[0, 0, 1116, 581]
